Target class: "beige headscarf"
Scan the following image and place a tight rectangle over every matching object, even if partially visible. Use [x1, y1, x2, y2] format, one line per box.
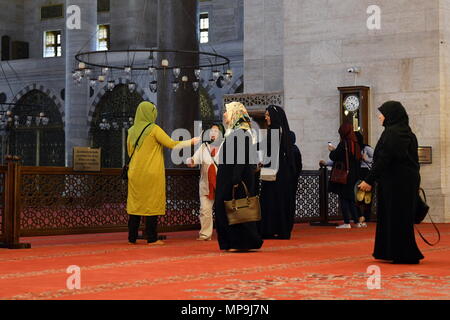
[224, 102, 252, 136]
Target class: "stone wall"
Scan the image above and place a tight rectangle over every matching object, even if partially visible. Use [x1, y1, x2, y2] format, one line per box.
[241, 0, 449, 222]
[0, 0, 24, 46]
[201, 0, 243, 44]
[244, 0, 284, 93]
[110, 0, 157, 49]
[200, 0, 244, 114]
[438, 0, 450, 222]
[282, 0, 448, 221]
[22, 0, 67, 59]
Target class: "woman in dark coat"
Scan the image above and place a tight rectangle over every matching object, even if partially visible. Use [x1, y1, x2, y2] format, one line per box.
[214, 102, 263, 252]
[290, 131, 303, 225]
[359, 101, 424, 264]
[328, 122, 361, 228]
[259, 105, 296, 239]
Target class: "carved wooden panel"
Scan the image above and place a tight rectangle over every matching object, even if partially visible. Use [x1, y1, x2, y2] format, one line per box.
[223, 92, 284, 112]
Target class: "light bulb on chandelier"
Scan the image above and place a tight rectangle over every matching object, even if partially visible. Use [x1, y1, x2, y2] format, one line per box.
[172, 81, 180, 93]
[107, 81, 115, 91]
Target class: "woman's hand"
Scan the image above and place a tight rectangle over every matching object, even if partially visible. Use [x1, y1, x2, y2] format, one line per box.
[186, 158, 196, 168]
[362, 152, 368, 162]
[191, 137, 201, 145]
[328, 145, 336, 152]
[358, 181, 372, 192]
[319, 160, 327, 167]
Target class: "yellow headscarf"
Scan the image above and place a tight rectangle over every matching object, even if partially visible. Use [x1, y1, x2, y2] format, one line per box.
[128, 101, 157, 152]
[225, 102, 252, 134]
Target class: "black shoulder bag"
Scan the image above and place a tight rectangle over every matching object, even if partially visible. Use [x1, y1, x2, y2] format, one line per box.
[415, 188, 441, 246]
[330, 142, 349, 185]
[121, 123, 153, 181]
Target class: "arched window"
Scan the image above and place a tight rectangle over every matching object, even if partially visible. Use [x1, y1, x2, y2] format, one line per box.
[9, 90, 65, 166]
[90, 84, 144, 168]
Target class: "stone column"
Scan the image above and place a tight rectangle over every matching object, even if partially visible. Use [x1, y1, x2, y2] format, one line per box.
[110, 0, 158, 49]
[157, 0, 199, 167]
[65, 0, 97, 166]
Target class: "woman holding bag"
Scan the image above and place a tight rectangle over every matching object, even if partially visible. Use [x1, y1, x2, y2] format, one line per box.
[358, 101, 424, 264]
[127, 101, 199, 245]
[214, 102, 263, 252]
[322, 122, 361, 229]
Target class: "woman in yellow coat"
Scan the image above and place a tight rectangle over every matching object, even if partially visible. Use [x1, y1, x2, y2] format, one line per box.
[127, 101, 198, 245]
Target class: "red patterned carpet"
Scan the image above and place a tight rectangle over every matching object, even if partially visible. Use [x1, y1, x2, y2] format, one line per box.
[0, 223, 448, 300]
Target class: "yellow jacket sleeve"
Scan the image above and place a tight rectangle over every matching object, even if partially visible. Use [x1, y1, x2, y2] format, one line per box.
[154, 125, 192, 149]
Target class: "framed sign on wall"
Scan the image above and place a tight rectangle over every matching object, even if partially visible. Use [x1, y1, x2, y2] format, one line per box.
[418, 146, 432, 164]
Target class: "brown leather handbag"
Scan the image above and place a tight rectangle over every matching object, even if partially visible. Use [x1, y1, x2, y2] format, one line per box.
[330, 143, 349, 185]
[224, 182, 261, 226]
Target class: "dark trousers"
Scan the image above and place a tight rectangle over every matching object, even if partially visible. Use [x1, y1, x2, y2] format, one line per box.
[357, 203, 372, 222]
[128, 215, 158, 243]
[339, 197, 359, 224]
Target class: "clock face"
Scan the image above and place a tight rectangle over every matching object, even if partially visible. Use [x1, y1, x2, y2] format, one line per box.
[344, 95, 360, 112]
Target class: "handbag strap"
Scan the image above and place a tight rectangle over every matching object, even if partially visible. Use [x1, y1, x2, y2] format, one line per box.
[231, 181, 251, 205]
[128, 123, 153, 163]
[415, 188, 441, 246]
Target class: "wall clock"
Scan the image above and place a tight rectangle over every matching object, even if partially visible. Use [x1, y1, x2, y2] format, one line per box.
[338, 86, 370, 144]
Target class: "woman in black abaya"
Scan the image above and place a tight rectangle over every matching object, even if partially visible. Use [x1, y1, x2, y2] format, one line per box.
[214, 102, 263, 252]
[359, 101, 424, 264]
[259, 105, 296, 239]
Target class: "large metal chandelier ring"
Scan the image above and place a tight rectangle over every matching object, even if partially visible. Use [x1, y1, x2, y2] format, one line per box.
[74, 48, 233, 93]
[74, 49, 231, 71]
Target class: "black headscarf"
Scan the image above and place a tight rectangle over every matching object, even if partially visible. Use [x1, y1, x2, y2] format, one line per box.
[202, 123, 225, 145]
[266, 105, 294, 171]
[379, 101, 410, 129]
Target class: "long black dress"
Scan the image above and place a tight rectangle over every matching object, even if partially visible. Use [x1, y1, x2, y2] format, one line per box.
[290, 132, 303, 230]
[259, 106, 297, 239]
[214, 129, 263, 251]
[365, 101, 424, 263]
[260, 152, 293, 239]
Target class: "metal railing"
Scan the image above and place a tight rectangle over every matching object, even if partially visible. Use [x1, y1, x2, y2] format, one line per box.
[0, 159, 355, 249]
